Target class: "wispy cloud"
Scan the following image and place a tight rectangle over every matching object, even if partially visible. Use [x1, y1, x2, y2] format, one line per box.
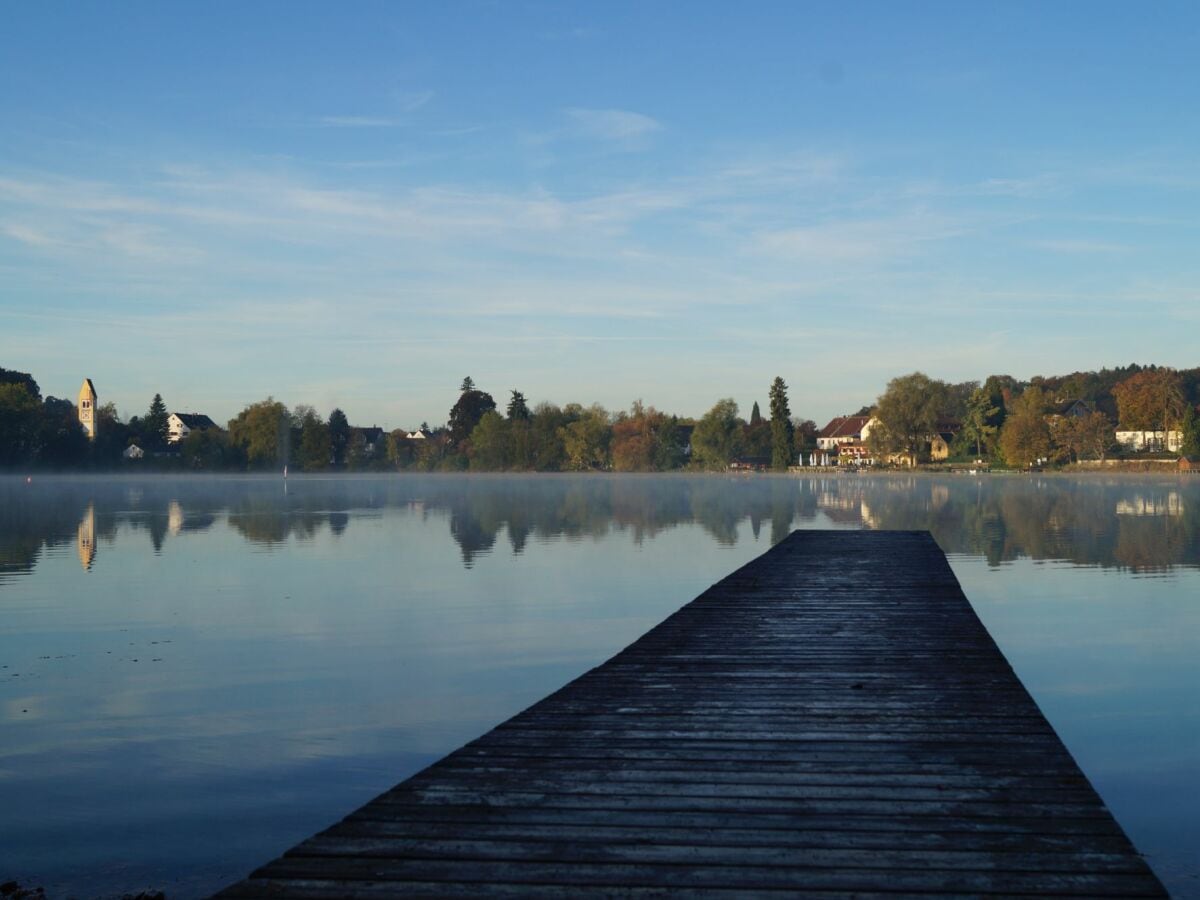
[752, 215, 966, 264]
[564, 107, 662, 143]
[314, 91, 433, 129]
[1034, 238, 1131, 254]
[316, 116, 401, 128]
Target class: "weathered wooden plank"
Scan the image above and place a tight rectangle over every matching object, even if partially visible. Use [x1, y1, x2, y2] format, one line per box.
[215, 531, 1165, 897]
[241, 856, 1164, 896]
[328, 819, 1140, 854]
[285, 836, 1149, 875]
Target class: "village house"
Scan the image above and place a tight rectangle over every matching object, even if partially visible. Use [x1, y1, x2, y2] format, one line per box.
[727, 455, 770, 472]
[816, 415, 872, 451]
[167, 412, 220, 444]
[1115, 430, 1183, 453]
[1048, 399, 1095, 421]
[352, 426, 387, 458]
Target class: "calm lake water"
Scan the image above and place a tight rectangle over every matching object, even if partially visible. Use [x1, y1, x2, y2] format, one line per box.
[2, 473, 1198, 898]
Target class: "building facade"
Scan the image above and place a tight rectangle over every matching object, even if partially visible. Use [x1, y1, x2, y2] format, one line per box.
[77, 378, 98, 440]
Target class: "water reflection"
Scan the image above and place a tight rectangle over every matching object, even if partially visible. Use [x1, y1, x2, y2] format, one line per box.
[2, 473, 1197, 898]
[4, 474, 1200, 580]
[76, 503, 95, 571]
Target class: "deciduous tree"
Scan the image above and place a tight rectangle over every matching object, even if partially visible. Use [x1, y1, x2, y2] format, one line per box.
[228, 398, 290, 469]
[0, 383, 41, 465]
[1113, 369, 1186, 450]
[468, 410, 510, 470]
[692, 399, 743, 470]
[867, 372, 950, 464]
[448, 378, 496, 445]
[961, 387, 1000, 458]
[998, 387, 1052, 467]
[295, 406, 331, 471]
[560, 404, 611, 470]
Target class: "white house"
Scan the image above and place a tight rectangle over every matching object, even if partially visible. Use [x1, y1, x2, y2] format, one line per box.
[1115, 430, 1183, 453]
[167, 412, 219, 444]
[406, 429, 430, 440]
[816, 415, 872, 451]
[123, 444, 145, 460]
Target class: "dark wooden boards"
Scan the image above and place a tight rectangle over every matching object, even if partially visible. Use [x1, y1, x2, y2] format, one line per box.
[216, 530, 1165, 897]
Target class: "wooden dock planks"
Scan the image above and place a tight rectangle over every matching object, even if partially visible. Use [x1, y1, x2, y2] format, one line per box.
[216, 530, 1165, 897]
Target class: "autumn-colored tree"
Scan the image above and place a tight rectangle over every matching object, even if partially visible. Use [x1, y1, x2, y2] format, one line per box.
[1049, 411, 1113, 463]
[998, 387, 1052, 467]
[611, 401, 682, 472]
[1113, 369, 1186, 450]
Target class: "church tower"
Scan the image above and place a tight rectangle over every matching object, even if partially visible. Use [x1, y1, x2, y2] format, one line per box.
[78, 378, 98, 440]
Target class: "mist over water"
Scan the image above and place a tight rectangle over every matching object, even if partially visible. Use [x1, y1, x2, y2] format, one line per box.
[2, 474, 1198, 897]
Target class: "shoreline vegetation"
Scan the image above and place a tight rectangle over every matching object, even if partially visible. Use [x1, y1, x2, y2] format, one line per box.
[3, 365, 1199, 475]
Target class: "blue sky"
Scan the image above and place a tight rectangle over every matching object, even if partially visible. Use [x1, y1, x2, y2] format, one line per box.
[2, 2, 1198, 429]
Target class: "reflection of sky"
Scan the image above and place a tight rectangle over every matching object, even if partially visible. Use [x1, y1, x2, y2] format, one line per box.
[1, 474, 1198, 896]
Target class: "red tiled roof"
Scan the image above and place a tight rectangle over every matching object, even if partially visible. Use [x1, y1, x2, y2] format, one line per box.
[818, 415, 871, 440]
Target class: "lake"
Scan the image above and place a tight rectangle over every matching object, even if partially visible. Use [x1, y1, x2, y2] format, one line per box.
[1, 473, 1198, 898]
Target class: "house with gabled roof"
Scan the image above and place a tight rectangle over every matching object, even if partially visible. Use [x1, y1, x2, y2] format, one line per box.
[1050, 399, 1095, 420]
[816, 415, 872, 451]
[167, 412, 220, 444]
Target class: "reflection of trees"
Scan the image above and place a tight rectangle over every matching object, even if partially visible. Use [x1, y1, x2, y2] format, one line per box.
[4, 475, 1199, 580]
[0, 484, 79, 580]
[838, 476, 1200, 574]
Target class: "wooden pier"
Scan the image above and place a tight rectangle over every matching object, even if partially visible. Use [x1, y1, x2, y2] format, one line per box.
[217, 530, 1165, 897]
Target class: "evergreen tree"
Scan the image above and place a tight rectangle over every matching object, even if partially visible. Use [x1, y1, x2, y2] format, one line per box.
[750, 401, 762, 426]
[768, 377, 794, 470]
[507, 390, 530, 420]
[328, 408, 350, 467]
[1181, 404, 1200, 457]
[460, 376, 475, 392]
[145, 393, 169, 449]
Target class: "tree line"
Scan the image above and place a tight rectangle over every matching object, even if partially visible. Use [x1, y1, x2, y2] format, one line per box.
[2, 363, 1198, 472]
[866, 366, 1200, 466]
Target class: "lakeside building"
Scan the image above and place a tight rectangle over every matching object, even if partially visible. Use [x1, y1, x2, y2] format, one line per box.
[1116, 430, 1183, 453]
[168, 412, 220, 444]
[818, 413, 959, 467]
[816, 415, 873, 451]
[77, 378, 98, 440]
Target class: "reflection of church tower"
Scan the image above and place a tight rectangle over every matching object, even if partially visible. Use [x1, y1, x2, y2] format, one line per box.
[78, 503, 97, 570]
[78, 378, 98, 440]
